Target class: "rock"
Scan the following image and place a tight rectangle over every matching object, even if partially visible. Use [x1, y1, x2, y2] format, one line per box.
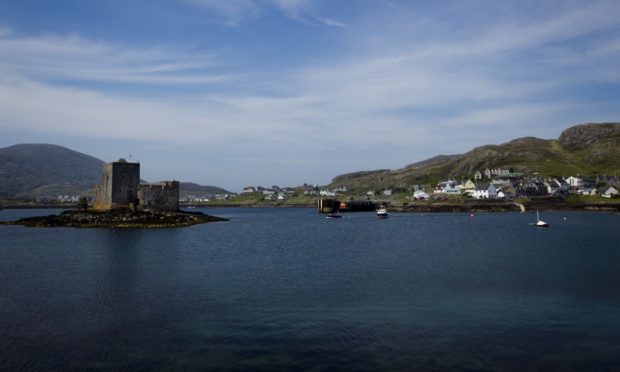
[0, 209, 228, 228]
[559, 122, 620, 150]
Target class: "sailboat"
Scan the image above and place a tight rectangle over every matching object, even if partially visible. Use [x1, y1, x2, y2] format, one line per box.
[529, 210, 549, 228]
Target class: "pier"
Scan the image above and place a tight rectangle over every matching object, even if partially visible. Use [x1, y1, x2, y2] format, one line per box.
[317, 198, 378, 213]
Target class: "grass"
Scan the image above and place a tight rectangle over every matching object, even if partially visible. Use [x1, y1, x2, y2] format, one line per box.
[189, 193, 318, 207]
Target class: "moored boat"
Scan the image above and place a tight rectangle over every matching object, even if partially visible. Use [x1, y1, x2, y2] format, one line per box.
[529, 210, 549, 228]
[376, 207, 389, 219]
[326, 210, 343, 219]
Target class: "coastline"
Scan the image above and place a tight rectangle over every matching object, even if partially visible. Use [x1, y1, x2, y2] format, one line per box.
[3, 200, 619, 213]
[392, 201, 620, 213]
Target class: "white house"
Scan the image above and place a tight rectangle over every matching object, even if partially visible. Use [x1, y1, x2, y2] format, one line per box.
[319, 189, 336, 197]
[242, 186, 257, 194]
[383, 189, 393, 196]
[601, 186, 619, 198]
[443, 186, 461, 194]
[413, 190, 430, 200]
[566, 176, 583, 188]
[435, 180, 458, 194]
[472, 183, 497, 199]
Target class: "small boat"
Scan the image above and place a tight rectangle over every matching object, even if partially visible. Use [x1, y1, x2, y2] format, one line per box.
[376, 207, 389, 219]
[326, 210, 343, 219]
[529, 210, 549, 228]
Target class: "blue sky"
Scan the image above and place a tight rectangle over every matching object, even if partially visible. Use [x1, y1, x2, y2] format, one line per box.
[1, 0, 619, 191]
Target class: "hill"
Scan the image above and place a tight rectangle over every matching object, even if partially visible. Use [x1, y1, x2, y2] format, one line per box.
[0, 144, 231, 199]
[0, 144, 104, 198]
[330, 122, 620, 192]
[178, 182, 231, 198]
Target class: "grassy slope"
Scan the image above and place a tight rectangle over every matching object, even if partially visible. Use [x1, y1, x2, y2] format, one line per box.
[329, 128, 620, 192]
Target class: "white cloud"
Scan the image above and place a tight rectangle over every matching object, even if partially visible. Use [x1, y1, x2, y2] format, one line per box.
[0, 35, 234, 86]
[316, 17, 346, 28]
[185, 0, 344, 27]
[2, 1, 620, 188]
[185, 0, 262, 26]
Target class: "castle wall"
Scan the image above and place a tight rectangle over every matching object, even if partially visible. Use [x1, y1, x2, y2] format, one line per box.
[92, 160, 140, 211]
[138, 181, 179, 212]
[111, 162, 140, 205]
[92, 163, 114, 211]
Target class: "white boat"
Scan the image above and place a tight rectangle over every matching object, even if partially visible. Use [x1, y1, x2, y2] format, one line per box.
[326, 210, 343, 219]
[376, 207, 389, 219]
[529, 210, 549, 228]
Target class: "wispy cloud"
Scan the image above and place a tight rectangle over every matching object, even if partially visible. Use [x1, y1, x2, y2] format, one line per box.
[316, 17, 346, 28]
[186, 0, 345, 27]
[185, 0, 262, 26]
[1, 0, 619, 188]
[0, 34, 237, 86]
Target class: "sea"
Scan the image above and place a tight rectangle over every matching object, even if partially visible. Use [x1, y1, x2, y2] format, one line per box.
[1, 208, 619, 371]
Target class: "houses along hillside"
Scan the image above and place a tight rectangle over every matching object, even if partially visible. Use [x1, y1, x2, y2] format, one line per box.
[329, 122, 620, 194]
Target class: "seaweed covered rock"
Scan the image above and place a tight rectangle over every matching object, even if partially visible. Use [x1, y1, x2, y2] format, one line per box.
[1, 209, 227, 228]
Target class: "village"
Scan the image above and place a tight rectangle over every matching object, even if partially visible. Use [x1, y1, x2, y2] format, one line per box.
[211, 167, 620, 206]
[30, 167, 620, 208]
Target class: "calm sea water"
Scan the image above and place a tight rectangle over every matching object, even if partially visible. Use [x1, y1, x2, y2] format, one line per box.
[1, 208, 619, 371]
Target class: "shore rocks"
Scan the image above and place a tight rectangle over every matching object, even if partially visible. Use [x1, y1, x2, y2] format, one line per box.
[0, 209, 228, 228]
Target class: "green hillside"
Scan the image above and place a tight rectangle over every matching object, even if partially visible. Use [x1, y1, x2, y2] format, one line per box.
[330, 123, 620, 193]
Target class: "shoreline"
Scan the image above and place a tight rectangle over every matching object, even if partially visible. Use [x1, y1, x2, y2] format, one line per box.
[2, 201, 619, 213]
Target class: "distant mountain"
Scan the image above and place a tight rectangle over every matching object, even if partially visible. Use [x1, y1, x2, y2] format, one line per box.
[179, 182, 230, 198]
[0, 144, 232, 199]
[0, 144, 104, 198]
[330, 122, 620, 192]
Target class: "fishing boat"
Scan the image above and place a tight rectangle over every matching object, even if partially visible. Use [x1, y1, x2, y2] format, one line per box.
[376, 207, 389, 219]
[529, 210, 549, 228]
[326, 210, 343, 219]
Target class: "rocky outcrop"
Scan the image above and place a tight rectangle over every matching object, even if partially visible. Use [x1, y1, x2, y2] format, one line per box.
[0, 209, 227, 228]
[559, 122, 620, 149]
[405, 154, 462, 169]
[331, 169, 391, 185]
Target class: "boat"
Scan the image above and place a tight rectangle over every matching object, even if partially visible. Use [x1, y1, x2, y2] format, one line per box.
[326, 210, 343, 219]
[376, 207, 389, 219]
[529, 210, 549, 228]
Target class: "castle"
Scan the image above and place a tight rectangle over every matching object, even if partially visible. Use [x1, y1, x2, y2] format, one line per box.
[92, 159, 179, 212]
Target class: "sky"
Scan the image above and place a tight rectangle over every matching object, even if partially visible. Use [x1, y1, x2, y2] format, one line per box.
[1, 0, 619, 191]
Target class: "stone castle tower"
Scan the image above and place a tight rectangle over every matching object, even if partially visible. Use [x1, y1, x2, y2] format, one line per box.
[92, 159, 179, 212]
[93, 159, 140, 211]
